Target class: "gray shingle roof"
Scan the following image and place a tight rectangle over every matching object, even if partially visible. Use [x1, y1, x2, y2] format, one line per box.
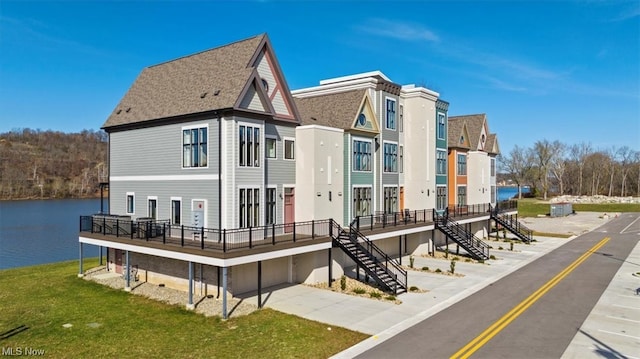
[103, 34, 267, 129]
[485, 133, 500, 155]
[449, 114, 488, 149]
[294, 89, 367, 130]
[447, 117, 470, 149]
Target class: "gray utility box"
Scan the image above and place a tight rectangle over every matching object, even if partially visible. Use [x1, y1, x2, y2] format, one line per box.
[550, 202, 573, 217]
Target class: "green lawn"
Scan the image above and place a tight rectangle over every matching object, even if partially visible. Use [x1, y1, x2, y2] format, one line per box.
[515, 198, 640, 218]
[0, 259, 367, 358]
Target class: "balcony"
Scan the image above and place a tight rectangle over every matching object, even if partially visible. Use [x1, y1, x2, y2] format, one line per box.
[79, 214, 332, 259]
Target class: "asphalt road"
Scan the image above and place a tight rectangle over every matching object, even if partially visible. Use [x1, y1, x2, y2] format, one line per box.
[356, 213, 640, 359]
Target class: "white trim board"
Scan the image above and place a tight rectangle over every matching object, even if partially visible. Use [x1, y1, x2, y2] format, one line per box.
[110, 174, 220, 182]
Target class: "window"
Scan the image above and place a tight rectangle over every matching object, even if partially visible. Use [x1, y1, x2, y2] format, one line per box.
[384, 142, 398, 172]
[266, 188, 276, 224]
[437, 150, 447, 175]
[183, 126, 207, 168]
[353, 139, 372, 171]
[148, 198, 157, 219]
[457, 154, 467, 175]
[239, 125, 260, 167]
[491, 158, 496, 176]
[437, 113, 445, 140]
[436, 186, 446, 211]
[384, 187, 398, 213]
[266, 137, 276, 158]
[126, 193, 135, 214]
[239, 188, 260, 228]
[399, 104, 404, 132]
[171, 199, 181, 225]
[352, 187, 371, 217]
[399, 146, 404, 173]
[386, 98, 396, 130]
[284, 138, 295, 160]
[457, 186, 467, 206]
[491, 186, 496, 204]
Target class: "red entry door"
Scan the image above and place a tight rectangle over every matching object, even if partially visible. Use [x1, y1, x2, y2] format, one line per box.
[284, 187, 295, 233]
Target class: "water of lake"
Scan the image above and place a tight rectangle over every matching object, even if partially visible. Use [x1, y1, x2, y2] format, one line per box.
[0, 188, 525, 270]
[0, 199, 106, 270]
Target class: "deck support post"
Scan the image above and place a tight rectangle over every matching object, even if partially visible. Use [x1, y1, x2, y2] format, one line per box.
[217, 266, 221, 298]
[431, 229, 435, 256]
[328, 248, 332, 285]
[398, 236, 402, 265]
[124, 250, 131, 292]
[187, 261, 194, 310]
[258, 261, 262, 308]
[99, 246, 103, 266]
[222, 267, 228, 320]
[77, 242, 84, 277]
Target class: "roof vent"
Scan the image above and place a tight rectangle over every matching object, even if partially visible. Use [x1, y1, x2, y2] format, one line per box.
[116, 109, 122, 115]
[126, 107, 131, 113]
[200, 92, 207, 99]
[311, 117, 317, 121]
[214, 90, 220, 96]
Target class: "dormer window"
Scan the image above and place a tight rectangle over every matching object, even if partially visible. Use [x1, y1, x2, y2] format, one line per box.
[481, 134, 486, 143]
[459, 136, 464, 144]
[358, 113, 366, 126]
[261, 79, 269, 93]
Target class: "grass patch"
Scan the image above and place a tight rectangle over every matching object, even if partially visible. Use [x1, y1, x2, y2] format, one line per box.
[516, 198, 640, 217]
[0, 259, 367, 358]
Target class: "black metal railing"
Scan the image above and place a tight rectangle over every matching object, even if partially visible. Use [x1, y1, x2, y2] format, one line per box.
[80, 215, 331, 253]
[446, 203, 493, 218]
[352, 209, 431, 232]
[348, 220, 408, 292]
[433, 209, 490, 260]
[494, 199, 518, 213]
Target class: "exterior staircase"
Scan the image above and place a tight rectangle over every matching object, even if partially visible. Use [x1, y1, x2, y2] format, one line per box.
[434, 210, 490, 261]
[490, 210, 533, 243]
[330, 220, 407, 294]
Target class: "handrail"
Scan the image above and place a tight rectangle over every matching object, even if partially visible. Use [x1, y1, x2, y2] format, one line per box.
[347, 222, 408, 290]
[80, 215, 331, 253]
[352, 209, 431, 231]
[433, 209, 490, 259]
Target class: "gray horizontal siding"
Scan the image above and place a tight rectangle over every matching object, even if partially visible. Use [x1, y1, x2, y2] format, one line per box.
[109, 180, 219, 229]
[110, 119, 219, 177]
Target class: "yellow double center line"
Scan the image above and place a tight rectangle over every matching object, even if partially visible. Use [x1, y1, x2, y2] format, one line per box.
[451, 236, 611, 359]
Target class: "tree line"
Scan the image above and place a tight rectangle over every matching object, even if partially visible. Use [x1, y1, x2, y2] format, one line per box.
[0, 129, 108, 200]
[499, 140, 639, 199]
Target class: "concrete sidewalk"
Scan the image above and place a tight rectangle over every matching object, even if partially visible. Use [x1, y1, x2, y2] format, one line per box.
[243, 235, 571, 351]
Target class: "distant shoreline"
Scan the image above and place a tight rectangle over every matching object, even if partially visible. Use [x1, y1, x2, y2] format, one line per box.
[0, 194, 103, 202]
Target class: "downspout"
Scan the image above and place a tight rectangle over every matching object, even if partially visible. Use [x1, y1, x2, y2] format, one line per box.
[218, 112, 222, 232]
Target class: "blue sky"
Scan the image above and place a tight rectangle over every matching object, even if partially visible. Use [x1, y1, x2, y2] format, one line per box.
[1, 1, 638, 156]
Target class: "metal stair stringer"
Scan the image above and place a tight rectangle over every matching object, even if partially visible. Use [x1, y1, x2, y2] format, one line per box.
[433, 209, 490, 261]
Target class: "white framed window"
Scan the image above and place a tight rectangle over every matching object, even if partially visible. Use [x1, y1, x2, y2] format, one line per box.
[436, 186, 447, 210]
[147, 196, 158, 219]
[491, 158, 496, 176]
[384, 186, 398, 213]
[385, 97, 396, 130]
[239, 124, 261, 167]
[383, 141, 398, 173]
[399, 104, 404, 132]
[266, 187, 277, 225]
[170, 197, 182, 225]
[457, 154, 467, 175]
[437, 150, 447, 175]
[437, 112, 446, 140]
[352, 186, 372, 218]
[182, 124, 208, 168]
[284, 137, 295, 160]
[352, 138, 372, 172]
[457, 186, 467, 206]
[265, 136, 276, 159]
[126, 192, 135, 215]
[399, 145, 404, 173]
[239, 187, 260, 228]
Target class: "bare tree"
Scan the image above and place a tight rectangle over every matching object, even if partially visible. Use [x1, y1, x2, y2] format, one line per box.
[499, 145, 535, 199]
[569, 142, 592, 195]
[533, 140, 561, 200]
[549, 141, 567, 195]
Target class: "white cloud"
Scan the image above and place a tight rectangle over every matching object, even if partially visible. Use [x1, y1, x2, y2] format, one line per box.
[356, 18, 439, 42]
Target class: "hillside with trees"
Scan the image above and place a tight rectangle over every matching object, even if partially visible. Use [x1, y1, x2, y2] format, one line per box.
[499, 140, 640, 199]
[0, 129, 108, 200]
